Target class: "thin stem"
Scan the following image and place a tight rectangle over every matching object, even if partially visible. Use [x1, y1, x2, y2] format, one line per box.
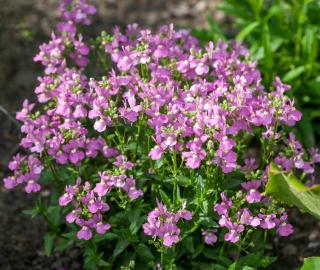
[160, 249, 165, 270]
[219, 241, 226, 256]
[172, 151, 178, 205]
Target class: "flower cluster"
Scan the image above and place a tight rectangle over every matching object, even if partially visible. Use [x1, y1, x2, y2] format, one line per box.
[59, 179, 111, 240]
[275, 132, 320, 175]
[212, 182, 293, 244]
[95, 171, 143, 201]
[3, 0, 320, 267]
[143, 201, 192, 247]
[3, 154, 43, 193]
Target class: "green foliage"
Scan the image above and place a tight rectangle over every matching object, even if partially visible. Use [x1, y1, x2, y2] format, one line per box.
[301, 257, 320, 270]
[44, 233, 55, 257]
[266, 163, 320, 219]
[216, 0, 320, 145]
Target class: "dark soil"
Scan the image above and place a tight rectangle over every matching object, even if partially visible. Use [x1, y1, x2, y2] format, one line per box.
[0, 0, 319, 269]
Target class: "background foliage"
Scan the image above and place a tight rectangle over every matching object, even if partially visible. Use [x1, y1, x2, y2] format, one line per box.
[194, 0, 320, 148]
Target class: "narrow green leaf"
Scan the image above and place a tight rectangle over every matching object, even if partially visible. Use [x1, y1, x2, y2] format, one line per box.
[262, 23, 273, 70]
[113, 238, 129, 257]
[22, 208, 38, 218]
[266, 163, 320, 219]
[264, 5, 286, 21]
[44, 233, 55, 257]
[283, 66, 306, 82]
[135, 243, 155, 260]
[236, 22, 260, 42]
[55, 238, 72, 252]
[97, 259, 110, 267]
[297, 115, 315, 147]
[159, 189, 171, 205]
[93, 232, 118, 243]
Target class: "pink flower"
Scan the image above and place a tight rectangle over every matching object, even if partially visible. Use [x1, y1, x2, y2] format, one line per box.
[277, 223, 293, 237]
[202, 229, 218, 245]
[214, 193, 232, 216]
[241, 180, 262, 203]
[77, 226, 93, 240]
[224, 223, 244, 243]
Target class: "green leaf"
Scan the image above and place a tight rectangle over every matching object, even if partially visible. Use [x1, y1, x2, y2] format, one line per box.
[46, 205, 60, 229]
[62, 231, 77, 240]
[264, 5, 282, 21]
[113, 238, 130, 257]
[177, 175, 192, 187]
[44, 233, 55, 257]
[236, 22, 260, 42]
[182, 236, 195, 254]
[159, 189, 171, 205]
[135, 243, 155, 260]
[192, 244, 204, 259]
[22, 208, 39, 218]
[297, 115, 315, 148]
[266, 163, 320, 219]
[128, 208, 143, 235]
[283, 66, 306, 82]
[203, 250, 232, 266]
[262, 23, 273, 71]
[301, 257, 320, 270]
[93, 232, 118, 243]
[55, 237, 72, 252]
[97, 259, 110, 267]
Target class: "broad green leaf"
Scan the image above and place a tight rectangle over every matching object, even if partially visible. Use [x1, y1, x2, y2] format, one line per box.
[113, 238, 129, 257]
[135, 243, 155, 260]
[266, 163, 320, 219]
[301, 257, 320, 270]
[283, 66, 306, 82]
[44, 233, 55, 257]
[236, 22, 260, 42]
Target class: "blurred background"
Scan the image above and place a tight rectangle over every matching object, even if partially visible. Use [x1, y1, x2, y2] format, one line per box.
[0, 0, 319, 269]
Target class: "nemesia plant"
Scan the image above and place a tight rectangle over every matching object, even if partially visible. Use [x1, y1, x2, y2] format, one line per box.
[3, 0, 320, 269]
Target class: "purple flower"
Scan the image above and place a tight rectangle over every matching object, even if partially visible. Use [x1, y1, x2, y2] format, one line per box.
[214, 192, 232, 216]
[202, 229, 218, 245]
[277, 223, 293, 237]
[77, 226, 93, 240]
[3, 176, 18, 189]
[96, 223, 111, 234]
[25, 180, 41, 193]
[143, 201, 192, 247]
[241, 180, 261, 203]
[224, 223, 244, 243]
[148, 145, 164, 160]
[239, 208, 260, 227]
[195, 62, 209, 76]
[66, 209, 81, 223]
[259, 214, 277, 229]
[154, 44, 169, 60]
